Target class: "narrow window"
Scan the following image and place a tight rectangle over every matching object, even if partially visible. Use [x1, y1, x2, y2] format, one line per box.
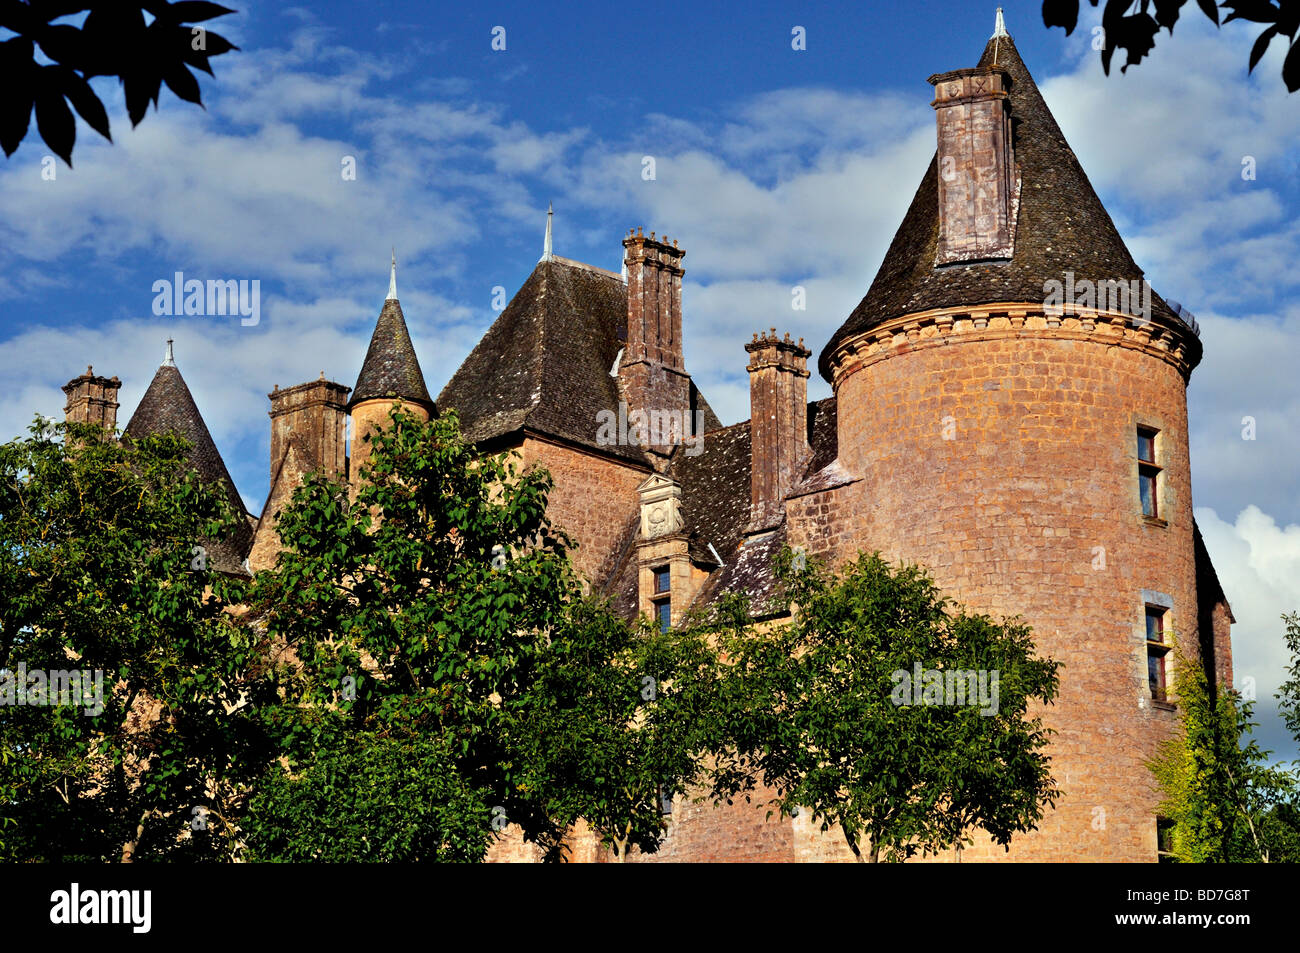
[1146, 606, 1170, 702]
[1137, 426, 1161, 518]
[652, 566, 671, 632]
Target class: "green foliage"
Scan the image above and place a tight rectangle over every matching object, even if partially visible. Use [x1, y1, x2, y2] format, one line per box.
[689, 548, 1061, 862]
[0, 418, 274, 861]
[240, 406, 711, 861]
[1148, 650, 1297, 862]
[242, 731, 492, 862]
[1277, 612, 1300, 749]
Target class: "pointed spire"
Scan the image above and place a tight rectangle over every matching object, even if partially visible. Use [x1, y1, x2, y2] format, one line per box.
[540, 202, 554, 262]
[351, 287, 433, 410]
[125, 343, 255, 570]
[993, 7, 1008, 38]
[387, 249, 398, 301]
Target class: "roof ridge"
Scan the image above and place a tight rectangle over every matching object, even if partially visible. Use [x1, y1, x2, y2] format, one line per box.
[550, 255, 622, 281]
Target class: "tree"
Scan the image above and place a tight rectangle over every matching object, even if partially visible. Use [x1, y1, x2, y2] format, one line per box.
[693, 548, 1062, 862]
[1277, 611, 1300, 747]
[239, 406, 719, 862]
[1148, 649, 1297, 862]
[0, 418, 275, 861]
[1043, 1, 1300, 93]
[0, 1, 239, 165]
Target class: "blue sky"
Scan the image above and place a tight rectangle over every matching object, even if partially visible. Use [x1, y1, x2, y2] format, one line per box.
[2, 0, 1299, 762]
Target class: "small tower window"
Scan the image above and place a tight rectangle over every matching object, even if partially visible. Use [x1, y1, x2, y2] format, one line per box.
[1146, 606, 1170, 702]
[1137, 427, 1161, 518]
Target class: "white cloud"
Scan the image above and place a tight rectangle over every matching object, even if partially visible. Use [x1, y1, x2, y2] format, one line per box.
[1197, 506, 1300, 764]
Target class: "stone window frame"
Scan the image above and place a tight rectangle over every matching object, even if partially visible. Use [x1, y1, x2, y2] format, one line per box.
[1136, 424, 1163, 523]
[652, 565, 672, 632]
[653, 566, 671, 595]
[1141, 590, 1176, 710]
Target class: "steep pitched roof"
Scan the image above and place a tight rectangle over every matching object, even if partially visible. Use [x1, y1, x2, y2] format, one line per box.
[124, 361, 253, 574]
[350, 298, 433, 409]
[438, 255, 721, 462]
[819, 32, 1183, 380]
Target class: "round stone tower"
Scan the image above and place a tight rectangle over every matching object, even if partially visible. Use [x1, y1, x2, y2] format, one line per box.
[818, 22, 1209, 861]
[348, 255, 433, 495]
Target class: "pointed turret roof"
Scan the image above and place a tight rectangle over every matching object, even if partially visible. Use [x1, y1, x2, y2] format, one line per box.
[818, 29, 1186, 380]
[350, 266, 433, 410]
[124, 343, 254, 573]
[437, 256, 721, 462]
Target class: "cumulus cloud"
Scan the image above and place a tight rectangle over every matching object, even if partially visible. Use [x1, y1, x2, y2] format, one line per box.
[1197, 506, 1300, 764]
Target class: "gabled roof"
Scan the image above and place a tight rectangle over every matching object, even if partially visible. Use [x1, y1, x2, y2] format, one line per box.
[819, 32, 1182, 380]
[351, 297, 433, 410]
[438, 255, 720, 462]
[124, 360, 253, 574]
[600, 397, 840, 620]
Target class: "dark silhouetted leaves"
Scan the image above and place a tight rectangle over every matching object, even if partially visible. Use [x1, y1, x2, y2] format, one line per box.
[1154, 0, 1188, 31]
[1045, 1, 1300, 94]
[1223, 1, 1284, 24]
[1043, 0, 1081, 34]
[33, 82, 75, 165]
[163, 62, 202, 106]
[166, 1, 236, 23]
[123, 70, 163, 126]
[1284, 30, 1300, 88]
[1, 1, 237, 163]
[1250, 23, 1280, 71]
[0, 37, 35, 157]
[1113, 13, 1161, 72]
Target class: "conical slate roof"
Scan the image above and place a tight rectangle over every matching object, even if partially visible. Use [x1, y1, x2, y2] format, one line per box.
[437, 256, 721, 463]
[124, 356, 253, 573]
[350, 297, 433, 409]
[818, 32, 1183, 380]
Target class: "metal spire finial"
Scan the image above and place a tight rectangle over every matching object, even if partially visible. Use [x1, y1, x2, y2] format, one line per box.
[387, 249, 397, 301]
[540, 202, 554, 262]
[163, 338, 175, 367]
[993, 7, 1008, 38]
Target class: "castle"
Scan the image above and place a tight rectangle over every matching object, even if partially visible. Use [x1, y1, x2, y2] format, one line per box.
[57, 15, 1233, 862]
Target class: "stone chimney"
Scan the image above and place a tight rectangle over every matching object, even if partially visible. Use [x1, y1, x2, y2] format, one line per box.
[268, 376, 351, 484]
[62, 366, 121, 432]
[928, 62, 1018, 264]
[620, 228, 691, 457]
[746, 329, 810, 528]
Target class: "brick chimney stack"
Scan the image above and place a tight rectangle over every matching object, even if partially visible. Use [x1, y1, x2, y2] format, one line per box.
[62, 366, 121, 432]
[620, 228, 691, 457]
[928, 63, 1018, 264]
[746, 329, 810, 528]
[268, 376, 350, 484]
